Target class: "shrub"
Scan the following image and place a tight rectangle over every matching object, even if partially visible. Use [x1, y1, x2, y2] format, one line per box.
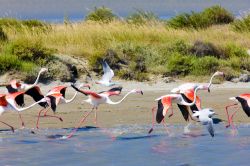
[167, 5, 233, 29]
[191, 56, 220, 75]
[190, 40, 221, 58]
[85, 7, 117, 22]
[166, 53, 194, 76]
[232, 15, 250, 32]
[222, 43, 248, 59]
[5, 39, 55, 63]
[202, 5, 234, 24]
[127, 9, 159, 24]
[0, 26, 7, 41]
[0, 54, 21, 73]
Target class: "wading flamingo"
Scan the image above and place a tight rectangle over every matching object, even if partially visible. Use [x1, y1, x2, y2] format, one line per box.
[170, 71, 224, 112]
[64, 85, 143, 139]
[225, 94, 250, 130]
[192, 109, 216, 137]
[35, 84, 90, 129]
[94, 60, 119, 87]
[0, 91, 46, 132]
[149, 85, 206, 134]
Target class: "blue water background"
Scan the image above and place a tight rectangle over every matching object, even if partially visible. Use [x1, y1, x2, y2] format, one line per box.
[0, 124, 249, 166]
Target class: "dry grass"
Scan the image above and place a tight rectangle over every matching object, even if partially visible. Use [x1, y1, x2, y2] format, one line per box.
[3, 21, 250, 57]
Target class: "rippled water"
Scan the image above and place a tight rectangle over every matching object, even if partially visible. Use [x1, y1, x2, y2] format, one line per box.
[0, 124, 249, 166]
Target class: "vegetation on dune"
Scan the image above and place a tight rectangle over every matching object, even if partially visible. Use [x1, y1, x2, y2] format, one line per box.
[167, 5, 234, 29]
[85, 6, 117, 23]
[0, 5, 250, 82]
[232, 14, 250, 32]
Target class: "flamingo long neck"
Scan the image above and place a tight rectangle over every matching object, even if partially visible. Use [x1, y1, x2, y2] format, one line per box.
[15, 100, 44, 112]
[182, 87, 200, 106]
[32, 70, 44, 87]
[107, 91, 135, 105]
[64, 91, 78, 103]
[207, 72, 217, 89]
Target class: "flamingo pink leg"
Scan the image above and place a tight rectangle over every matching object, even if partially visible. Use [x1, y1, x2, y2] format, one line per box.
[162, 119, 170, 135]
[168, 107, 174, 118]
[148, 106, 156, 134]
[225, 103, 238, 128]
[94, 108, 116, 140]
[0, 121, 14, 132]
[36, 108, 47, 129]
[229, 107, 239, 130]
[94, 109, 97, 125]
[18, 112, 25, 128]
[66, 108, 94, 139]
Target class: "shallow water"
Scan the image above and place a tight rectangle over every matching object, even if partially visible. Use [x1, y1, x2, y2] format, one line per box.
[0, 124, 249, 166]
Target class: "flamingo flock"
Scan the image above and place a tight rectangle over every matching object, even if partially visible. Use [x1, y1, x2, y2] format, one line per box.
[0, 60, 247, 138]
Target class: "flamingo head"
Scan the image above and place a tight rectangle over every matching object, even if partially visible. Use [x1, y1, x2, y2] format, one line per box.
[214, 71, 225, 77]
[131, 89, 143, 95]
[83, 84, 91, 89]
[40, 68, 48, 73]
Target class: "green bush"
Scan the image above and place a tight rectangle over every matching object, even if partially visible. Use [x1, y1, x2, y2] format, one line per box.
[0, 26, 7, 41]
[166, 53, 194, 76]
[167, 5, 234, 29]
[202, 5, 234, 24]
[85, 7, 117, 22]
[5, 39, 55, 63]
[0, 54, 21, 73]
[222, 43, 248, 59]
[232, 15, 250, 32]
[127, 9, 158, 24]
[0, 18, 49, 31]
[191, 56, 220, 75]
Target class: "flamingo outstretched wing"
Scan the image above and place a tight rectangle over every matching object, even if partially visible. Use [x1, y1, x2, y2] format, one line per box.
[156, 96, 171, 123]
[25, 86, 48, 108]
[177, 104, 189, 121]
[71, 84, 102, 99]
[99, 86, 122, 96]
[100, 60, 114, 83]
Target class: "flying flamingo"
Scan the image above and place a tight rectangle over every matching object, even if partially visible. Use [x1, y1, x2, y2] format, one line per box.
[35, 84, 90, 129]
[225, 94, 250, 130]
[149, 85, 206, 134]
[92, 60, 119, 87]
[170, 71, 224, 113]
[0, 91, 46, 132]
[64, 85, 143, 139]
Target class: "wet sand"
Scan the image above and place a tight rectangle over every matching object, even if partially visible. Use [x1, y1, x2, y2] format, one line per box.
[0, 81, 249, 130]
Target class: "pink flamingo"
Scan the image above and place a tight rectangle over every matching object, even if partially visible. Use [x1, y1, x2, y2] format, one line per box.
[225, 94, 250, 130]
[0, 68, 48, 127]
[170, 71, 224, 113]
[149, 85, 206, 134]
[36, 84, 90, 129]
[0, 91, 46, 132]
[64, 85, 143, 139]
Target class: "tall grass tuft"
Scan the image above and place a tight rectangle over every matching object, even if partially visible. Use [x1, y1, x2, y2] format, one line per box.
[232, 15, 250, 32]
[126, 9, 159, 24]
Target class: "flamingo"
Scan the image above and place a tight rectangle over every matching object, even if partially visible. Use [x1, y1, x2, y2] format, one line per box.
[64, 85, 143, 139]
[192, 108, 216, 137]
[35, 83, 90, 129]
[0, 68, 48, 127]
[225, 94, 250, 130]
[149, 85, 206, 134]
[0, 91, 46, 132]
[170, 71, 224, 113]
[94, 60, 119, 87]
[4, 68, 48, 93]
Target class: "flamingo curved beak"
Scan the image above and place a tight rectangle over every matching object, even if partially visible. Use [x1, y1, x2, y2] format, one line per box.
[208, 88, 210, 93]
